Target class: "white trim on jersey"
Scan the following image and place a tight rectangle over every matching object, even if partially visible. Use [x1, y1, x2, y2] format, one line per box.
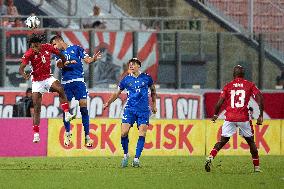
[61, 77, 84, 84]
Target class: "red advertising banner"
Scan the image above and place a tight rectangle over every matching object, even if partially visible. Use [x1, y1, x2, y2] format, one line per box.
[0, 119, 48, 157]
[204, 92, 284, 119]
[0, 91, 202, 119]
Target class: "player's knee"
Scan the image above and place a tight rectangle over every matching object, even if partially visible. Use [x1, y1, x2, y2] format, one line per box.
[121, 131, 129, 137]
[221, 136, 230, 144]
[57, 87, 65, 96]
[244, 136, 254, 144]
[33, 103, 41, 112]
[80, 107, 88, 116]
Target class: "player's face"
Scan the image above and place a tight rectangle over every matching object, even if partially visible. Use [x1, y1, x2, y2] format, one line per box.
[51, 39, 62, 49]
[30, 42, 41, 53]
[128, 62, 140, 73]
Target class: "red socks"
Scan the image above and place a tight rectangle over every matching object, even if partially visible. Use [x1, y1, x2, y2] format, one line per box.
[61, 102, 69, 112]
[252, 156, 260, 166]
[210, 148, 218, 158]
[33, 125, 39, 133]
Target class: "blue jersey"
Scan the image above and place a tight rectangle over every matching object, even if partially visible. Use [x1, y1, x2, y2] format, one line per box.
[54, 45, 89, 84]
[119, 73, 153, 112]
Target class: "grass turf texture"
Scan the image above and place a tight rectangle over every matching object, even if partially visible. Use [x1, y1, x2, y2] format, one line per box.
[0, 156, 283, 189]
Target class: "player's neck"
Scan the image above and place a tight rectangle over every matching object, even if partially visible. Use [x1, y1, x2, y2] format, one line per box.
[132, 71, 141, 77]
[62, 43, 68, 50]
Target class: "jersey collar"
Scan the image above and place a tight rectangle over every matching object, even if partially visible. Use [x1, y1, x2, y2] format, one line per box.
[130, 71, 141, 78]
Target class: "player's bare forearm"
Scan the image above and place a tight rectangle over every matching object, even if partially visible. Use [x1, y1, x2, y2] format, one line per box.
[84, 57, 95, 64]
[150, 84, 157, 114]
[256, 93, 264, 117]
[19, 63, 30, 80]
[256, 93, 264, 125]
[211, 98, 224, 123]
[104, 90, 122, 109]
[56, 60, 64, 68]
[214, 97, 225, 116]
[58, 53, 66, 63]
[84, 51, 102, 64]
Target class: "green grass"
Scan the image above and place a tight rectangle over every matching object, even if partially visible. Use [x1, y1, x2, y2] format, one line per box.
[0, 156, 283, 189]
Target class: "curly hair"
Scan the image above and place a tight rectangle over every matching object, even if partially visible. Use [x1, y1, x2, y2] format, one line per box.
[27, 33, 46, 47]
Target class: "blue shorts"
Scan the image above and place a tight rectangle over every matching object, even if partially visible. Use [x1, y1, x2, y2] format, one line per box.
[63, 81, 88, 101]
[122, 109, 150, 127]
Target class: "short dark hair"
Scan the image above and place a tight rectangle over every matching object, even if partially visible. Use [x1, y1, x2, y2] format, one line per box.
[26, 88, 32, 93]
[128, 58, 141, 67]
[28, 33, 45, 47]
[49, 35, 63, 44]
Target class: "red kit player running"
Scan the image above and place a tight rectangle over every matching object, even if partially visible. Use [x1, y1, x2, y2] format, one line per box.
[205, 65, 264, 173]
[19, 34, 76, 143]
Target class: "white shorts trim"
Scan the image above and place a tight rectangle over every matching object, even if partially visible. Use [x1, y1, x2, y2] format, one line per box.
[32, 76, 58, 94]
[221, 121, 253, 138]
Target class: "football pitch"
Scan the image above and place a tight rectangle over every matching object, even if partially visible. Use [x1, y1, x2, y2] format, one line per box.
[0, 156, 283, 189]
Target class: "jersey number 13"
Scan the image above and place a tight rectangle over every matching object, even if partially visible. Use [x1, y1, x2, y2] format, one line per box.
[230, 89, 245, 108]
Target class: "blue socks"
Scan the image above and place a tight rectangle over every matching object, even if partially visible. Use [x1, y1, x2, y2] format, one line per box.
[121, 136, 129, 154]
[63, 112, 70, 132]
[80, 107, 89, 136]
[135, 136, 145, 158]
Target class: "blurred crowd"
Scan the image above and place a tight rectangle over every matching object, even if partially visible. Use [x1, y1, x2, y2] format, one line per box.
[0, 0, 24, 27]
[1, 1, 107, 29]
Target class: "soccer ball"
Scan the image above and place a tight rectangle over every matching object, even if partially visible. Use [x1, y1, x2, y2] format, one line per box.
[25, 16, 40, 29]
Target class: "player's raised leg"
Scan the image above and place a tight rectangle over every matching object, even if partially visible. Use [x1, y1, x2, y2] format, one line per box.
[50, 80, 76, 122]
[205, 136, 230, 172]
[132, 124, 147, 168]
[79, 99, 93, 147]
[62, 112, 71, 146]
[32, 92, 42, 143]
[121, 123, 131, 168]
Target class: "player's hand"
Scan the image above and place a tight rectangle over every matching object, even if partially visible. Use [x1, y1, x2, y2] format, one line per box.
[256, 115, 263, 125]
[152, 106, 157, 114]
[93, 51, 102, 61]
[103, 102, 109, 110]
[23, 73, 31, 80]
[211, 115, 218, 123]
[64, 60, 77, 66]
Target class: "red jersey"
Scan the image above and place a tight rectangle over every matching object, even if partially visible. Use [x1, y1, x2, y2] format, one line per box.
[21, 43, 60, 81]
[220, 77, 261, 122]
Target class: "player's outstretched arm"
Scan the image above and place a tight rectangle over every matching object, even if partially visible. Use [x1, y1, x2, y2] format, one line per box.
[19, 63, 31, 80]
[84, 51, 102, 64]
[150, 84, 157, 114]
[103, 89, 123, 110]
[212, 97, 225, 122]
[255, 93, 264, 125]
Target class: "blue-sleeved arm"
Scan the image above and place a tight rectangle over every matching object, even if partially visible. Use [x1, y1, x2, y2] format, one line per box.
[118, 77, 126, 91]
[77, 45, 89, 59]
[148, 75, 154, 86]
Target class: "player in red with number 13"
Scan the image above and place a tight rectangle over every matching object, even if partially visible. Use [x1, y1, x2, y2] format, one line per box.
[19, 34, 76, 143]
[205, 65, 264, 173]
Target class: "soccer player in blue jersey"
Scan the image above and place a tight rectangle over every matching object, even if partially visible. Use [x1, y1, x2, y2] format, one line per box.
[50, 35, 102, 147]
[104, 58, 157, 167]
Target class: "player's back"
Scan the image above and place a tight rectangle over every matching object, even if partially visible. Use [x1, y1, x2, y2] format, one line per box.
[222, 77, 260, 122]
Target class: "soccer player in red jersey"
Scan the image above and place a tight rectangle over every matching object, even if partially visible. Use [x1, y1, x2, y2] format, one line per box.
[205, 65, 264, 173]
[19, 34, 76, 143]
